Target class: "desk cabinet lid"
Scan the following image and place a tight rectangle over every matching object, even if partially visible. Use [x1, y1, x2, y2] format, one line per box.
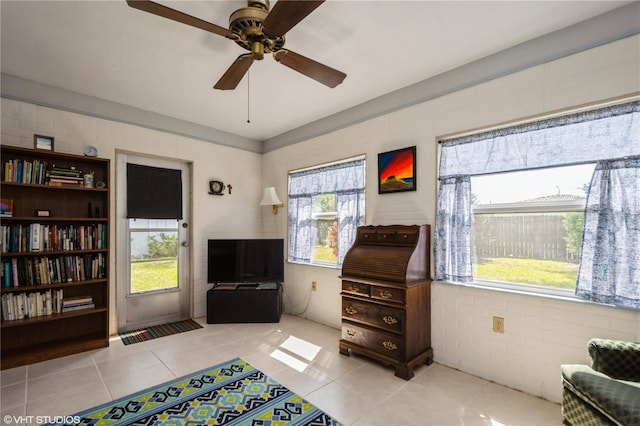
[341, 225, 430, 283]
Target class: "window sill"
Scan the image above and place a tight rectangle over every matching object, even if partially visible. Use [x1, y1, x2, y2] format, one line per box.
[127, 287, 180, 297]
[433, 279, 632, 311]
[287, 260, 340, 270]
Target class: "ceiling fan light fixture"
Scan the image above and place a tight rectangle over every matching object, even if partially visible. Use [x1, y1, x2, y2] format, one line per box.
[228, 2, 284, 55]
[251, 41, 265, 60]
[229, 5, 267, 37]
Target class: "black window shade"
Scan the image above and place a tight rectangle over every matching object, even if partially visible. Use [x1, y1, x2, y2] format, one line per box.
[127, 163, 182, 219]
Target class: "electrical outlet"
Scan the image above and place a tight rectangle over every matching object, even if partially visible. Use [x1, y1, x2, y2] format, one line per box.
[311, 281, 317, 291]
[492, 316, 505, 334]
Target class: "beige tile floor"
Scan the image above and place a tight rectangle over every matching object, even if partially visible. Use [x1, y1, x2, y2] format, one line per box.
[0, 315, 562, 425]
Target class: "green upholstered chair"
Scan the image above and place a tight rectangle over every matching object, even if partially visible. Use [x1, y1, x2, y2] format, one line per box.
[561, 338, 640, 425]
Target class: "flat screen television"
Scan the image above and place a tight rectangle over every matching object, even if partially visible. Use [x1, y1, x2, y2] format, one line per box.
[207, 239, 284, 284]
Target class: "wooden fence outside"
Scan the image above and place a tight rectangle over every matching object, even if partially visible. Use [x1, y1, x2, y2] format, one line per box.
[473, 213, 579, 262]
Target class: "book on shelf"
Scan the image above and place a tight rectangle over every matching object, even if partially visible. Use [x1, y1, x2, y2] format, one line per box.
[48, 178, 83, 187]
[3, 262, 10, 288]
[0, 199, 13, 217]
[62, 302, 95, 313]
[11, 258, 19, 288]
[30, 223, 41, 251]
[50, 165, 82, 177]
[62, 295, 93, 307]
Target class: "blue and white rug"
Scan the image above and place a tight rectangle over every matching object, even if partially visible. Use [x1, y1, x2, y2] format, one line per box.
[46, 357, 341, 425]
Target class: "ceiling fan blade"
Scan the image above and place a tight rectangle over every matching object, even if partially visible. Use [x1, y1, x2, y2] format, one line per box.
[214, 54, 254, 90]
[273, 50, 346, 88]
[262, 0, 324, 37]
[126, 0, 233, 38]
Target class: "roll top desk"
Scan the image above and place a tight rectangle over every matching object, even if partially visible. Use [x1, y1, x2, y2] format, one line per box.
[339, 224, 432, 379]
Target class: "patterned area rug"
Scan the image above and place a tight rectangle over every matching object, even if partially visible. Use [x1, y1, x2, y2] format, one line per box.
[118, 319, 203, 345]
[45, 358, 341, 426]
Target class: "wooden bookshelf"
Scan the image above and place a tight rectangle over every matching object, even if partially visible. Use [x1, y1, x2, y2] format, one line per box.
[1, 145, 110, 370]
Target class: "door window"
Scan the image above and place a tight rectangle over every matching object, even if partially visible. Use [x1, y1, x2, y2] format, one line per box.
[129, 218, 179, 293]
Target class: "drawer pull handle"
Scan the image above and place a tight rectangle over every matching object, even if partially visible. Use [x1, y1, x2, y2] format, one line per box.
[379, 290, 392, 299]
[382, 315, 398, 325]
[345, 307, 357, 315]
[346, 329, 357, 337]
[348, 286, 360, 293]
[383, 341, 397, 351]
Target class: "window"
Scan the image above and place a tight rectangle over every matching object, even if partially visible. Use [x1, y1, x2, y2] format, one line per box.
[310, 194, 338, 263]
[471, 164, 594, 289]
[288, 157, 365, 267]
[129, 219, 178, 293]
[435, 100, 640, 308]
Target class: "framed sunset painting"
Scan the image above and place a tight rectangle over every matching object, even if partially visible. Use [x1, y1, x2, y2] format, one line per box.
[377, 146, 416, 194]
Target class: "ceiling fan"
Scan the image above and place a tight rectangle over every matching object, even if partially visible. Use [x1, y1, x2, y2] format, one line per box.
[126, 0, 347, 90]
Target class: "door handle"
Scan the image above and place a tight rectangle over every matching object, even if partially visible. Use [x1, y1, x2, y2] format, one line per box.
[181, 241, 189, 247]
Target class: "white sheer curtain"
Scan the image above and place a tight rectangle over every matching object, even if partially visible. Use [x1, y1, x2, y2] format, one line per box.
[288, 197, 313, 263]
[576, 157, 640, 308]
[439, 102, 639, 176]
[436, 101, 640, 308]
[434, 176, 473, 282]
[336, 191, 365, 264]
[288, 158, 365, 266]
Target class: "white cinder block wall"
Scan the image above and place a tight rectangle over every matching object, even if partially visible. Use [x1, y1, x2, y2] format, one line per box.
[262, 34, 640, 403]
[2, 34, 639, 405]
[0, 99, 264, 330]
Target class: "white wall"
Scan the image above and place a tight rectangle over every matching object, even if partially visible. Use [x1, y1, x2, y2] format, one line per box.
[0, 99, 264, 330]
[262, 34, 640, 403]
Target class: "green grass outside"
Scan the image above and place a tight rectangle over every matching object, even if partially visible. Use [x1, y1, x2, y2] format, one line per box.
[474, 257, 578, 289]
[130, 259, 178, 293]
[131, 254, 576, 291]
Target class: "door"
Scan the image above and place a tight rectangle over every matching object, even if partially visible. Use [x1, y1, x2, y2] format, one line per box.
[116, 152, 191, 331]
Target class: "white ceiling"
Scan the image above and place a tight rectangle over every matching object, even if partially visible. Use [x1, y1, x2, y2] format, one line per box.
[0, 1, 635, 144]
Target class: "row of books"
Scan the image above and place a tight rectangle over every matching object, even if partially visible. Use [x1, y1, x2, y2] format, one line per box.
[3, 159, 48, 185]
[0, 223, 107, 253]
[1, 290, 95, 321]
[61, 295, 96, 312]
[48, 165, 84, 187]
[1, 253, 106, 288]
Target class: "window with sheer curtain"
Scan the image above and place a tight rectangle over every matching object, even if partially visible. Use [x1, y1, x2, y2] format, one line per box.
[288, 157, 365, 268]
[435, 100, 640, 309]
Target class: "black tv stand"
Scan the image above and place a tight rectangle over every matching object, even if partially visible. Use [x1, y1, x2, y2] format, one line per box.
[207, 282, 282, 324]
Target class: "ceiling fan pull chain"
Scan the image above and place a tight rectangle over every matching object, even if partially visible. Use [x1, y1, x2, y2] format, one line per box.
[247, 70, 251, 124]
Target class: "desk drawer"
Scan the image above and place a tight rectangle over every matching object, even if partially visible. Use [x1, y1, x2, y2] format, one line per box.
[341, 323, 405, 361]
[342, 298, 404, 333]
[396, 229, 419, 244]
[357, 227, 379, 243]
[370, 286, 405, 303]
[342, 281, 369, 297]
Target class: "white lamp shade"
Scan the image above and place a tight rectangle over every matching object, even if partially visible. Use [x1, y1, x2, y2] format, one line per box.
[260, 187, 283, 206]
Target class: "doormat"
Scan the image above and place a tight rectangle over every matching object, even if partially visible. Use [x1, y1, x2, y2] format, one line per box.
[119, 319, 203, 345]
[44, 358, 342, 426]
